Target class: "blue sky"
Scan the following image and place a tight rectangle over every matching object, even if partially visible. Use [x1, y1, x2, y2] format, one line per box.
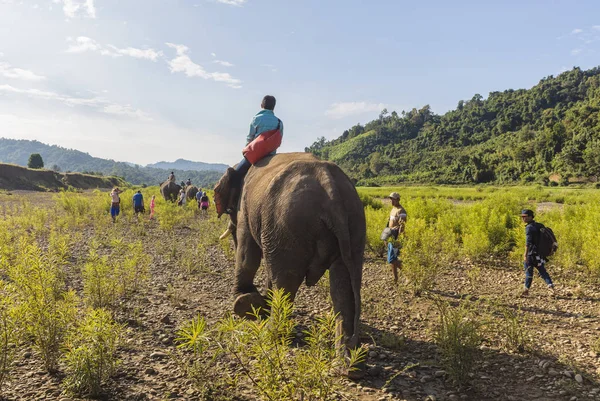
[0, 0, 599, 165]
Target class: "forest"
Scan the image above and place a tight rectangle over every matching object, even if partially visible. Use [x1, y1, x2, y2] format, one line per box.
[306, 67, 600, 185]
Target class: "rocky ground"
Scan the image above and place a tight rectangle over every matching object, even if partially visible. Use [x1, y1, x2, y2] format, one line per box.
[2, 192, 599, 401]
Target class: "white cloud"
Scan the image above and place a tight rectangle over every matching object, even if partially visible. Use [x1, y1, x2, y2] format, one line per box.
[213, 60, 234, 67]
[571, 28, 583, 35]
[54, 0, 96, 18]
[106, 45, 162, 61]
[165, 43, 242, 88]
[215, 0, 247, 6]
[66, 37, 162, 61]
[66, 36, 101, 53]
[211, 52, 217, 57]
[0, 84, 151, 120]
[571, 48, 583, 55]
[0, 62, 45, 81]
[325, 102, 386, 119]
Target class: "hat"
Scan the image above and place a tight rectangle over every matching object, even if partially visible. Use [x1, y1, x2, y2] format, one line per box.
[389, 192, 400, 200]
[520, 209, 534, 217]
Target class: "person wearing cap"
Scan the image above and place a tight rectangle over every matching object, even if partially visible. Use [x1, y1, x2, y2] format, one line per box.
[520, 209, 554, 296]
[383, 192, 407, 282]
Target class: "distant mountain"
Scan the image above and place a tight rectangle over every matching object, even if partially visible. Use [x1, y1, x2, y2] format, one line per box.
[147, 159, 228, 172]
[0, 138, 224, 187]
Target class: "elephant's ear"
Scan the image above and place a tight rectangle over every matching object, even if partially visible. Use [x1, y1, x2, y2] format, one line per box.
[214, 167, 235, 218]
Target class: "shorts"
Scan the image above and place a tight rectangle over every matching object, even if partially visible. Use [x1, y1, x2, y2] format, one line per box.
[201, 205, 208, 210]
[110, 203, 120, 217]
[134, 206, 145, 214]
[387, 242, 399, 264]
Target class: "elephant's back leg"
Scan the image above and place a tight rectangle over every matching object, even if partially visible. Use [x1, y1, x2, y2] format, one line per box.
[263, 251, 308, 302]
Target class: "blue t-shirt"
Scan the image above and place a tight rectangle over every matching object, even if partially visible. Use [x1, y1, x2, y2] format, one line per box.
[196, 191, 203, 200]
[132, 192, 144, 207]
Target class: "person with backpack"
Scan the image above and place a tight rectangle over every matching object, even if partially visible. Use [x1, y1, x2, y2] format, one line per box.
[520, 209, 555, 296]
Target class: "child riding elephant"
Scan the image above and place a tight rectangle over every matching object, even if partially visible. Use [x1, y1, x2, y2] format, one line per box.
[226, 95, 283, 214]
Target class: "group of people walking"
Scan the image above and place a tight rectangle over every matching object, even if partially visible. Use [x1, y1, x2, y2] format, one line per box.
[108, 185, 210, 223]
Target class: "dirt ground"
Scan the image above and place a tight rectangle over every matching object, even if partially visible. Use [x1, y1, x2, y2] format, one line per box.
[2, 192, 600, 401]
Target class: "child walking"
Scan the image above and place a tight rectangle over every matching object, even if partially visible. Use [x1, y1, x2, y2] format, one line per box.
[149, 195, 156, 220]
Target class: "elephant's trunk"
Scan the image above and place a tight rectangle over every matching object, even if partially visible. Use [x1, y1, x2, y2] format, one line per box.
[219, 228, 232, 240]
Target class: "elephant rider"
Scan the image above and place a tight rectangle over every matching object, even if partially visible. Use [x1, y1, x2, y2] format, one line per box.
[186, 178, 192, 186]
[168, 172, 175, 182]
[225, 95, 284, 214]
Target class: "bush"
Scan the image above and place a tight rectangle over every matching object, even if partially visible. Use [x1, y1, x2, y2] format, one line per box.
[400, 218, 442, 295]
[497, 306, 530, 353]
[434, 299, 481, 385]
[0, 287, 21, 394]
[176, 289, 366, 400]
[9, 240, 77, 372]
[63, 308, 122, 396]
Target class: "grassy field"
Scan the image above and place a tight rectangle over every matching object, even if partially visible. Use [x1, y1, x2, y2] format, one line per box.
[0, 186, 598, 400]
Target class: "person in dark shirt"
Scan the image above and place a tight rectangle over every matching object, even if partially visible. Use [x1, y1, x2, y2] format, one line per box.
[133, 190, 145, 215]
[520, 209, 554, 296]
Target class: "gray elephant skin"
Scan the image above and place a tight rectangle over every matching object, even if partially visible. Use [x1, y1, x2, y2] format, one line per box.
[185, 185, 199, 201]
[160, 181, 182, 202]
[214, 152, 365, 355]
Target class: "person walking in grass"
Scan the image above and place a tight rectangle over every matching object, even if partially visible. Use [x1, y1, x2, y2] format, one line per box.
[196, 188, 203, 209]
[178, 189, 186, 207]
[381, 192, 407, 283]
[109, 187, 123, 223]
[149, 195, 156, 220]
[200, 194, 210, 216]
[520, 209, 555, 296]
[132, 190, 145, 216]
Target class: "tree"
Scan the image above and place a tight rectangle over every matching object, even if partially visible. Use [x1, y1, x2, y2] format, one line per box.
[27, 153, 44, 169]
[51, 164, 61, 172]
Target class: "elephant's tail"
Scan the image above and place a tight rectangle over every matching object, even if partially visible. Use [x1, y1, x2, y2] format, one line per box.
[320, 169, 362, 348]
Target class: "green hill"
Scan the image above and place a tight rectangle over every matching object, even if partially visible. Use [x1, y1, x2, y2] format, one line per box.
[0, 138, 223, 187]
[306, 67, 600, 185]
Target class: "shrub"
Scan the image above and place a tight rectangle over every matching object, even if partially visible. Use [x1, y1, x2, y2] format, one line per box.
[434, 299, 481, 385]
[63, 308, 122, 396]
[9, 240, 77, 372]
[176, 289, 366, 400]
[497, 306, 530, 353]
[82, 251, 119, 309]
[0, 287, 21, 394]
[400, 218, 442, 295]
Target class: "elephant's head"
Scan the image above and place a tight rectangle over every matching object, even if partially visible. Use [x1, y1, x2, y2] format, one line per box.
[213, 167, 236, 218]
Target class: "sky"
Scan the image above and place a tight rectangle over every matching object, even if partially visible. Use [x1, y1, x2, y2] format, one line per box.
[0, 0, 599, 166]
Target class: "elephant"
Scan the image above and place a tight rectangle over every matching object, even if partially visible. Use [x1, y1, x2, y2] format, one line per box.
[214, 152, 365, 372]
[185, 185, 199, 201]
[160, 180, 181, 202]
